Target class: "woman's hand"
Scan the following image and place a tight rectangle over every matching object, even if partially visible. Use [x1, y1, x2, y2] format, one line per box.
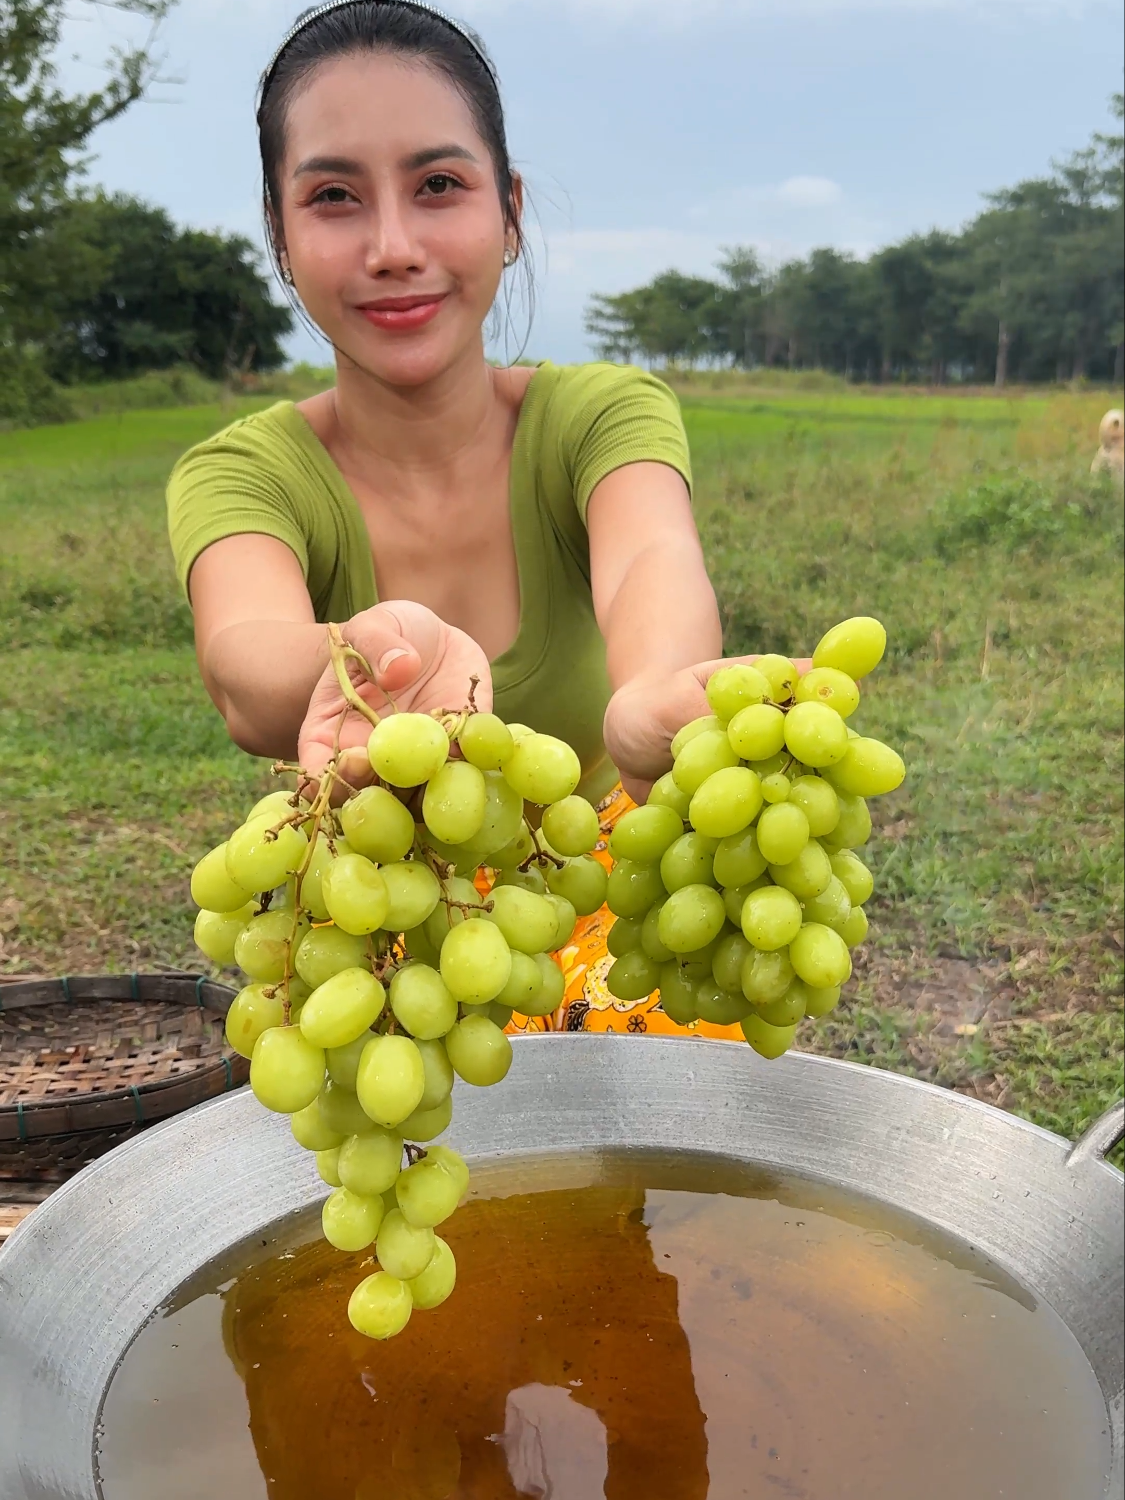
[298, 601, 492, 789]
[604, 655, 813, 805]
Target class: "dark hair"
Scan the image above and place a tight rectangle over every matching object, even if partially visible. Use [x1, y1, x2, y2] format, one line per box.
[258, 2, 524, 273]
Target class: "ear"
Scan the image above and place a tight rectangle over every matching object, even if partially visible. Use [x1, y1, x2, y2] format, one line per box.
[507, 170, 525, 248]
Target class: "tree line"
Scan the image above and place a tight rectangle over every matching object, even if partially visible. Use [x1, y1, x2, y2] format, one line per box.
[1, 0, 288, 423]
[586, 98, 1124, 387]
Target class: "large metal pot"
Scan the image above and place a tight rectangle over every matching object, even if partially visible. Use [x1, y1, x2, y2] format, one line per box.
[0, 1035, 1121, 1500]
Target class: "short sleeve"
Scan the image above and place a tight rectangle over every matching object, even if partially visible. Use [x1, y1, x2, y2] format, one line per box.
[166, 410, 310, 599]
[560, 365, 693, 525]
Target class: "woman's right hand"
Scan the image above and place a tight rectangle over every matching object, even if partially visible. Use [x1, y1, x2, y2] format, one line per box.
[298, 600, 492, 788]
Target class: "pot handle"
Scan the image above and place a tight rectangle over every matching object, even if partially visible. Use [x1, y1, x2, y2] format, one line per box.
[1066, 1099, 1125, 1169]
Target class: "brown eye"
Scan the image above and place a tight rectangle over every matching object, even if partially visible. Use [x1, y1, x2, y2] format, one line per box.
[422, 174, 457, 196]
[314, 185, 351, 204]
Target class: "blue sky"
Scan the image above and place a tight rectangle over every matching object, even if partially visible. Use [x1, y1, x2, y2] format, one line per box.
[63, 0, 1123, 364]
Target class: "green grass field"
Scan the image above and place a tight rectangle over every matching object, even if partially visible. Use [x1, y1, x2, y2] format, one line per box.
[1, 381, 1121, 1154]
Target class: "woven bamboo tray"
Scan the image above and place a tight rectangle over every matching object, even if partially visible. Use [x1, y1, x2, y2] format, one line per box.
[0, 974, 245, 1199]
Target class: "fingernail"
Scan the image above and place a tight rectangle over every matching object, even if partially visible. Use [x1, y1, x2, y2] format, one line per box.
[378, 648, 409, 673]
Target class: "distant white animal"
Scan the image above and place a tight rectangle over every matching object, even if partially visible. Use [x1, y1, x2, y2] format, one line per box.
[1091, 409, 1124, 475]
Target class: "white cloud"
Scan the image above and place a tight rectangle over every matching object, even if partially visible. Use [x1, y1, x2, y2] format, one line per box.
[776, 175, 844, 207]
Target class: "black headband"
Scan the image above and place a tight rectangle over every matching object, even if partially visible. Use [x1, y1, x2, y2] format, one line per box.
[257, 0, 500, 111]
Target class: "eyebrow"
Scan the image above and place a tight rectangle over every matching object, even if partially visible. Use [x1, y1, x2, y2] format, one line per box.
[293, 145, 479, 177]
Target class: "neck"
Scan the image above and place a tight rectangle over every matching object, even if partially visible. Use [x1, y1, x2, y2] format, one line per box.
[329, 337, 503, 474]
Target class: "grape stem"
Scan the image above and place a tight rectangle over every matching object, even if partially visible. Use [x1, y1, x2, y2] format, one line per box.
[327, 622, 395, 727]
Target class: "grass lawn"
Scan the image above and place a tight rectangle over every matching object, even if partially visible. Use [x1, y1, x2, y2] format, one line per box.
[1, 382, 1121, 1157]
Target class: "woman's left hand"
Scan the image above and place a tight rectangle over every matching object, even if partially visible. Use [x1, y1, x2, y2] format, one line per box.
[604, 655, 813, 805]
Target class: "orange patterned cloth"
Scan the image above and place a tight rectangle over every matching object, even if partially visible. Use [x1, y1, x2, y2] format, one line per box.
[478, 785, 744, 1042]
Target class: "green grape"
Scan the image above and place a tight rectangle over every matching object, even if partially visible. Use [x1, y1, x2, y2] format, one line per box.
[542, 796, 601, 857]
[609, 804, 683, 863]
[493, 949, 544, 1012]
[822, 792, 872, 850]
[337, 1125, 404, 1195]
[790, 921, 853, 988]
[300, 967, 386, 1049]
[421, 1142, 470, 1196]
[607, 914, 644, 956]
[740, 1012, 798, 1060]
[368, 712, 449, 787]
[753, 653, 799, 703]
[439, 919, 512, 1002]
[317, 1147, 342, 1187]
[794, 977, 842, 1018]
[321, 853, 389, 936]
[688, 766, 763, 840]
[326, 1029, 376, 1090]
[225, 982, 285, 1059]
[647, 772, 692, 819]
[194, 904, 254, 966]
[812, 615, 886, 679]
[607, 950, 660, 1001]
[506, 722, 534, 742]
[607, 858, 666, 917]
[408, 1237, 456, 1310]
[444, 1014, 513, 1084]
[422, 876, 483, 952]
[679, 929, 728, 970]
[339, 785, 417, 863]
[641, 902, 674, 962]
[503, 732, 581, 804]
[318, 1080, 376, 1137]
[249, 1026, 325, 1114]
[496, 863, 548, 895]
[348, 1270, 413, 1340]
[768, 840, 833, 900]
[695, 981, 753, 1026]
[474, 771, 524, 856]
[225, 816, 308, 895]
[299, 836, 352, 922]
[658, 962, 700, 1024]
[389, 964, 458, 1040]
[398, 1093, 453, 1142]
[485, 884, 558, 954]
[190, 843, 252, 913]
[376, 1207, 436, 1279]
[249, 789, 302, 823]
[830, 849, 875, 905]
[726, 703, 787, 761]
[414, 1036, 455, 1111]
[380, 861, 442, 931]
[546, 855, 607, 915]
[787, 775, 840, 838]
[545, 892, 577, 950]
[759, 772, 792, 805]
[723, 880, 765, 925]
[740, 948, 795, 1006]
[356, 1034, 426, 1127]
[656, 884, 726, 955]
[489, 825, 536, 870]
[795, 666, 860, 719]
[234, 909, 303, 983]
[747, 752, 789, 778]
[660, 831, 720, 894]
[671, 730, 739, 796]
[754, 983, 807, 1027]
[741, 886, 804, 951]
[756, 802, 810, 865]
[423, 759, 487, 845]
[520, 953, 564, 1016]
[824, 737, 906, 797]
[290, 1097, 345, 1152]
[322, 1186, 384, 1252]
[712, 931, 754, 992]
[395, 1156, 463, 1228]
[705, 663, 771, 721]
[670, 714, 722, 758]
[838, 905, 869, 948]
[802, 876, 852, 931]
[783, 702, 850, 768]
[713, 826, 768, 888]
[458, 712, 514, 771]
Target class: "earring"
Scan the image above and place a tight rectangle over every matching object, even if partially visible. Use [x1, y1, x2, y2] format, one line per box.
[281, 264, 294, 286]
[503, 247, 517, 267]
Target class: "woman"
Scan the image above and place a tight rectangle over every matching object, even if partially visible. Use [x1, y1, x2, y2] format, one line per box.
[169, 0, 757, 1038]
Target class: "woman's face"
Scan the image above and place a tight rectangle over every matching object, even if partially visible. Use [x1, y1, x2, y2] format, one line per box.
[275, 53, 513, 387]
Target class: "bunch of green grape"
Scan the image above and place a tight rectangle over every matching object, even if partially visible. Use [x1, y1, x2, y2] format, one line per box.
[604, 617, 905, 1056]
[190, 705, 607, 1340]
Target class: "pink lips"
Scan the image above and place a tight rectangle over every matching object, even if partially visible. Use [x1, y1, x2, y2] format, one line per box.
[358, 294, 447, 331]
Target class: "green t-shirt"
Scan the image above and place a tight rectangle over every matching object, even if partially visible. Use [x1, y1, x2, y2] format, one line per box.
[167, 360, 692, 804]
